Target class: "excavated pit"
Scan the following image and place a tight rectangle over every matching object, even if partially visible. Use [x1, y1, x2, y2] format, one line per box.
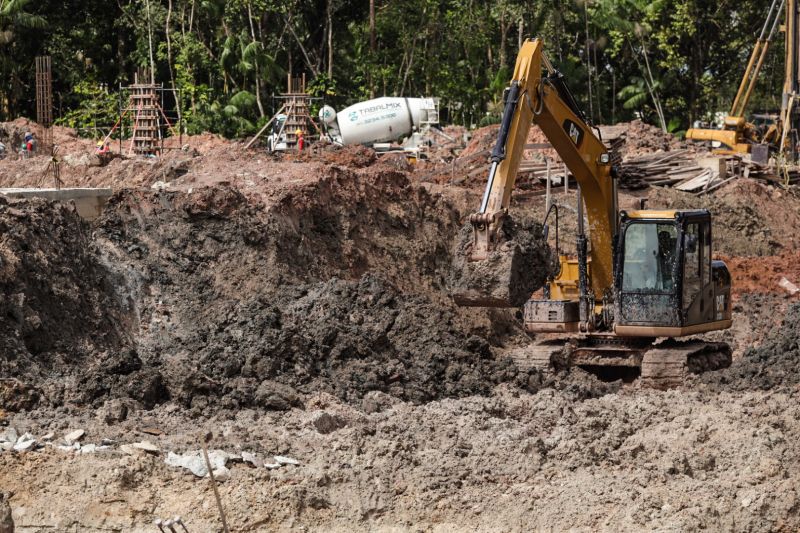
[4, 130, 800, 532]
[0, 166, 573, 415]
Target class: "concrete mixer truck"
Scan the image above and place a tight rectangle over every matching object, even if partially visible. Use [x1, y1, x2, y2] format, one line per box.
[318, 97, 440, 155]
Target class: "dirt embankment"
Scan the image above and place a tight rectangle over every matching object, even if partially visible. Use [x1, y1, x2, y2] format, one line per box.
[0, 165, 565, 417]
[701, 301, 800, 391]
[0, 197, 135, 411]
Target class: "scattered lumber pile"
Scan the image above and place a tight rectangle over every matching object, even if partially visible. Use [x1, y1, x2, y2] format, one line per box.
[446, 121, 800, 194]
[617, 150, 708, 190]
[618, 151, 800, 192]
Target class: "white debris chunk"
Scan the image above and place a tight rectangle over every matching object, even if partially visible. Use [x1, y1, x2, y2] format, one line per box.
[0, 428, 18, 444]
[779, 277, 800, 296]
[13, 434, 36, 452]
[241, 451, 264, 468]
[131, 441, 161, 454]
[165, 450, 234, 478]
[64, 429, 85, 445]
[274, 455, 300, 466]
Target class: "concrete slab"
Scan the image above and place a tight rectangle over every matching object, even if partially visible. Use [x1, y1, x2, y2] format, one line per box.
[0, 187, 113, 220]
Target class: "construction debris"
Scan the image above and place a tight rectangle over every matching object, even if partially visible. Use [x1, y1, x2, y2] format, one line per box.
[779, 277, 800, 295]
[63, 429, 85, 445]
[165, 450, 236, 479]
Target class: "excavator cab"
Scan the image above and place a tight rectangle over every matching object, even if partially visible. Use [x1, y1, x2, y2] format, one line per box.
[525, 209, 732, 336]
[614, 210, 732, 336]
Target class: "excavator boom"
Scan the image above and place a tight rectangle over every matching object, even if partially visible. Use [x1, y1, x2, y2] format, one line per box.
[463, 39, 616, 300]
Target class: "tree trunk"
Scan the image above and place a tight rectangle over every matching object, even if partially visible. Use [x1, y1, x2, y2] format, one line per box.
[327, 0, 333, 79]
[189, 0, 195, 33]
[285, 13, 320, 76]
[499, 11, 507, 68]
[583, 1, 593, 122]
[247, 1, 265, 118]
[370, 0, 376, 51]
[369, 0, 375, 97]
[166, 0, 182, 123]
[641, 40, 666, 132]
[144, 0, 156, 84]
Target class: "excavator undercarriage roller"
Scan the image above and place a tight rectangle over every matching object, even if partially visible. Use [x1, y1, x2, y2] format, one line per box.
[507, 337, 732, 389]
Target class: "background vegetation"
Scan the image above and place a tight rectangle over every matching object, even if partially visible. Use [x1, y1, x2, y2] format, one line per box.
[0, 0, 787, 137]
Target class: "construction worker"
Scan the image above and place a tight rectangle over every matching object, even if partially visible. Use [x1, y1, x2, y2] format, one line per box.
[96, 139, 110, 154]
[296, 128, 305, 151]
[24, 132, 35, 156]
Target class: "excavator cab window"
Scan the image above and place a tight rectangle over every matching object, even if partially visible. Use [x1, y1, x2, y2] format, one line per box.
[617, 219, 682, 325]
[621, 223, 678, 292]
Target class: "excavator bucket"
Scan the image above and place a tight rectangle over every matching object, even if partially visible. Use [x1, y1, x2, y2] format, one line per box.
[449, 213, 552, 308]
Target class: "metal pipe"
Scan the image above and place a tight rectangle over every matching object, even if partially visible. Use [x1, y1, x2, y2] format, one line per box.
[739, 1, 784, 117]
[479, 80, 521, 213]
[479, 162, 499, 213]
[545, 159, 552, 213]
[576, 185, 589, 327]
[731, 0, 782, 116]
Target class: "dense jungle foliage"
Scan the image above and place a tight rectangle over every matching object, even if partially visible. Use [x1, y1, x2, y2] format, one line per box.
[0, 0, 788, 137]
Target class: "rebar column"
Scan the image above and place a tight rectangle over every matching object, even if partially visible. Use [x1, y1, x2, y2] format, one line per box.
[35, 56, 53, 153]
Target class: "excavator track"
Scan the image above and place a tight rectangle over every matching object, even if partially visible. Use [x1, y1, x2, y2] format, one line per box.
[507, 338, 731, 388]
[640, 341, 732, 389]
[507, 341, 567, 374]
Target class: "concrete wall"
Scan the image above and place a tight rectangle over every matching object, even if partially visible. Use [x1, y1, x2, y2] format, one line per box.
[0, 188, 113, 221]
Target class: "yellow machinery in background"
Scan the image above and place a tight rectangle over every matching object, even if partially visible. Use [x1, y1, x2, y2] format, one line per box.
[686, 0, 800, 159]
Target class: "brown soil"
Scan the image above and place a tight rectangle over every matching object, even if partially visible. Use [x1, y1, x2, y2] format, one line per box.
[1, 119, 800, 532]
[598, 119, 686, 159]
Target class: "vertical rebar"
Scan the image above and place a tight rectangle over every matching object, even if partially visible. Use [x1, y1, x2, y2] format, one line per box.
[35, 56, 53, 153]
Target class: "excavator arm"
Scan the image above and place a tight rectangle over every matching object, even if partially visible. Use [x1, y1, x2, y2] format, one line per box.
[470, 38, 616, 299]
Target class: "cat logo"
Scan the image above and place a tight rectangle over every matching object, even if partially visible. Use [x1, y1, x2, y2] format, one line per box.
[563, 119, 583, 147]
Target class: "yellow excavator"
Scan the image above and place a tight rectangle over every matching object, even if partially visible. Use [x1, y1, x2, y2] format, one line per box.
[685, 0, 784, 155]
[455, 39, 732, 387]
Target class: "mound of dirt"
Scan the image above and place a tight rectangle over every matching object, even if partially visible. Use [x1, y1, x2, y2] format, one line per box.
[0, 166, 553, 414]
[0, 197, 148, 411]
[599, 120, 684, 159]
[460, 124, 498, 158]
[164, 273, 532, 410]
[701, 302, 800, 391]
